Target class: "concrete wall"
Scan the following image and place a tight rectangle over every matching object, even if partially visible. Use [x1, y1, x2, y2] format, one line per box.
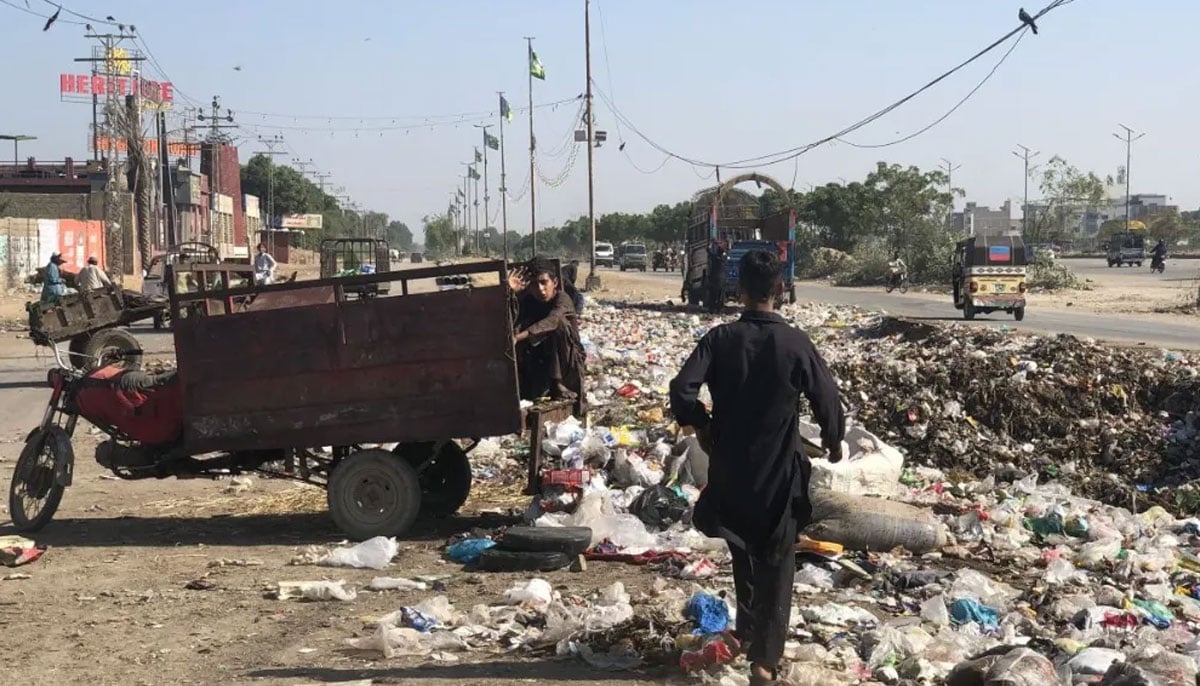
[0, 217, 107, 294]
[0, 192, 104, 221]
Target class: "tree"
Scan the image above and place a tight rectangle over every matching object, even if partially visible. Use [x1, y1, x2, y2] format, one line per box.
[386, 221, 413, 250]
[422, 214, 457, 257]
[797, 182, 875, 253]
[1148, 209, 1188, 247]
[240, 154, 325, 218]
[1026, 156, 1110, 244]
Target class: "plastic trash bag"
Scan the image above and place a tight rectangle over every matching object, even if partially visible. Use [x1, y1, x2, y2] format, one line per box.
[1099, 651, 1198, 686]
[921, 594, 951, 626]
[276, 580, 356, 601]
[800, 602, 878, 628]
[503, 578, 554, 610]
[320, 536, 398, 570]
[368, 577, 428, 592]
[806, 422, 904, 496]
[946, 646, 1064, 686]
[1069, 647, 1127, 675]
[805, 490, 947, 554]
[629, 485, 690, 531]
[684, 592, 730, 635]
[949, 569, 1020, 607]
[446, 538, 496, 563]
[950, 598, 1000, 628]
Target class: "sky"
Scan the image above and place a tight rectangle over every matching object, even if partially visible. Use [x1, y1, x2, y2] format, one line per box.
[2, 0, 1198, 236]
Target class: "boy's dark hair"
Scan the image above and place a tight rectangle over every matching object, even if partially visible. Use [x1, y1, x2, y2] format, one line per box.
[528, 256, 559, 280]
[738, 249, 781, 302]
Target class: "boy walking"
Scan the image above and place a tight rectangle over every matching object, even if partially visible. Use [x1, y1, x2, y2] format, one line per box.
[670, 249, 844, 684]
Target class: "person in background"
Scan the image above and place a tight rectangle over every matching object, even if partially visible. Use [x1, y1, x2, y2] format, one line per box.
[670, 249, 844, 686]
[254, 243, 277, 285]
[76, 256, 112, 292]
[508, 257, 587, 414]
[888, 251, 908, 289]
[561, 258, 585, 314]
[40, 252, 68, 305]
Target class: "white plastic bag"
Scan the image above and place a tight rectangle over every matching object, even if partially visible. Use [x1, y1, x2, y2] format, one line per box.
[320, 536, 398, 570]
[277, 580, 356, 601]
[503, 578, 554, 610]
[807, 422, 904, 497]
[921, 594, 951, 626]
[1068, 647, 1126, 675]
[368, 577, 428, 592]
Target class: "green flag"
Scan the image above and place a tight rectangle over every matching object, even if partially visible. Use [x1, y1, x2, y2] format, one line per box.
[469, 165, 480, 180]
[474, 147, 483, 163]
[529, 49, 546, 80]
[484, 131, 500, 151]
[500, 95, 513, 122]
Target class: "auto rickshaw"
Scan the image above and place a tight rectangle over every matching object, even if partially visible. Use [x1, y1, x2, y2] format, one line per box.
[952, 235, 1028, 321]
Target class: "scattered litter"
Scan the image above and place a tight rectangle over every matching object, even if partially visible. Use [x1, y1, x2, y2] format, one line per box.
[367, 577, 428, 592]
[276, 580, 356, 602]
[0, 535, 46, 567]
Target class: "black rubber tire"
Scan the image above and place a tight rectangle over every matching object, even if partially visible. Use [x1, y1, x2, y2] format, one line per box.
[9, 428, 72, 532]
[395, 442, 472, 518]
[83, 329, 143, 371]
[475, 548, 572, 572]
[899, 282, 908, 295]
[498, 526, 592, 555]
[963, 300, 976, 321]
[152, 313, 165, 330]
[885, 283, 894, 294]
[68, 334, 92, 370]
[327, 449, 422, 539]
[1014, 307, 1025, 322]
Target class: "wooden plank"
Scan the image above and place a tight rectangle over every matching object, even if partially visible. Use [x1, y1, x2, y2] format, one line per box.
[186, 357, 514, 416]
[184, 393, 521, 452]
[174, 287, 511, 382]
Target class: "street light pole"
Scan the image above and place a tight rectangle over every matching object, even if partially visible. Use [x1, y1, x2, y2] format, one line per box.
[1113, 124, 1145, 232]
[584, 0, 601, 290]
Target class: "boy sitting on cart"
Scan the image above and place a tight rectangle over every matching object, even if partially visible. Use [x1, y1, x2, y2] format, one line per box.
[508, 257, 587, 416]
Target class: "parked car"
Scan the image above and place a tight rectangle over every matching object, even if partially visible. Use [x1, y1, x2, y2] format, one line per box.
[594, 242, 615, 268]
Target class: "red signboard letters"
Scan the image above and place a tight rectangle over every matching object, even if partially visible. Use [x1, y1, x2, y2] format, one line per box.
[60, 73, 174, 105]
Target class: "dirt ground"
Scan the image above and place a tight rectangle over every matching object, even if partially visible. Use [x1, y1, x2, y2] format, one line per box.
[0, 260, 1193, 685]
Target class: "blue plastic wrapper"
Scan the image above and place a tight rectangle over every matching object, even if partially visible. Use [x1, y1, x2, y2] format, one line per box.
[400, 607, 437, 632]
[950, 598, 1000, 628]
[685, 592, 730, 635]
[446, 538, 495, 564]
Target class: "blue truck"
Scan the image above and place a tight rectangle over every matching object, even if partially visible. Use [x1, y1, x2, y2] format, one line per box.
[681, 172, 797, 311]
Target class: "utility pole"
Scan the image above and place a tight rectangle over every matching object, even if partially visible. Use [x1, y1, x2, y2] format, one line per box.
[196, 95, 236, 245]
[1113, 124, 1145, 232]
[475, 124, 493, 257]
[460, 165, 472, 256]
[525, 36, 538, 255]
[939, 158, 961, 197]
[311, 171, 332, 195]
[584, 0, 600, 290]
[1012, 145, 1039, 238]
[498, 91, 510, 261]
[75, 28, 141, 275]
[255, 135, 286, 254]
[256, 135, 286, 225]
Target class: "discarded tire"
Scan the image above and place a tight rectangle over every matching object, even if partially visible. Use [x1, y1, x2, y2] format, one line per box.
[497, 526, 592, 556]
[475, 548, 572, 573]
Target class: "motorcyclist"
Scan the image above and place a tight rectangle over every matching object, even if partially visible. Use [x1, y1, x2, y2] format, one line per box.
[1152, 240, 1167, 269]
[887, 251, 908, 289]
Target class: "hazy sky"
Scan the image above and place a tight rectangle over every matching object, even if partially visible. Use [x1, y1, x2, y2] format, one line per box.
[3, 0, 1197, 234]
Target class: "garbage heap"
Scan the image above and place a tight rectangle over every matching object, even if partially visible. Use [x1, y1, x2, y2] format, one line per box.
[816, 315, 1200, 511]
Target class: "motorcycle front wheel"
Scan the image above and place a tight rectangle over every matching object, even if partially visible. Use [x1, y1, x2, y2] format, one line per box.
[9, 429, 72, 532]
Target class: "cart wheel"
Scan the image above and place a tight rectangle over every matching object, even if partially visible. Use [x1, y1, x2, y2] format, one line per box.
[327, 449, 421, 539]
[1014, 306, 1025, 322]
[9, 428, 73, 532]
[395, 442, 472, 518]
[963, 300, 976, 321]
[68, 334, 92, 370]
[84, 329, 143, 371]
[152, 313, 165, 330]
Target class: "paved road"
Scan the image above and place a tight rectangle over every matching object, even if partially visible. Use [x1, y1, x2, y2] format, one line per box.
[1063, 256, 1199, 280]
[611, 266, 1200, 350]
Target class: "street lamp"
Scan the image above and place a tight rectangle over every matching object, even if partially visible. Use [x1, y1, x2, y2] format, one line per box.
[0, 134, 37, 166]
